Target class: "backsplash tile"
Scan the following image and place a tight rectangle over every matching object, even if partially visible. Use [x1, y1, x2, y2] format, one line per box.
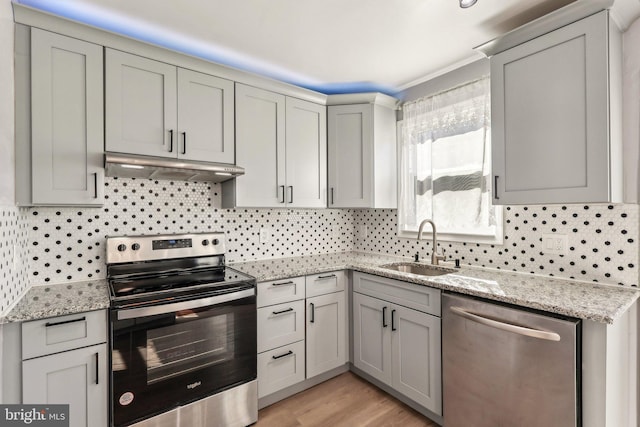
[26, 177, 354, 285]
[354, 204, 639, 287]
[2, 176, 636, 291]
[0, 206, 29, 313]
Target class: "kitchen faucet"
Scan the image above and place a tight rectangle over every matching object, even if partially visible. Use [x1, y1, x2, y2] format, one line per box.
[417, 219, 445, 265]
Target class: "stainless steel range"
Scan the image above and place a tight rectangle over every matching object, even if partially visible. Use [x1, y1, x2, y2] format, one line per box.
[106, 233, 257, 427]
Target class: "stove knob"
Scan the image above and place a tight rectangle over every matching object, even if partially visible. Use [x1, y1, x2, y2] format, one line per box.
[212, 239, 219, 246]
[131, 243, 140, 251]
[201, 239, 209, 246]
[117, 244, 127, 252]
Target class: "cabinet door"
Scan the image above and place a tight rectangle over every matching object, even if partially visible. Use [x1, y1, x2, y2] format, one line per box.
[285, 98, 327, 208]
[491, 11, 609, 204]
[327, 104, 373, 208]
[177, 69, 235, 164]
[352, 292, 392, 385]
[306, 291, 346, 378]
[105, 49, 177, 158]
[30, 29, 104, 205]
[23, 344, 108, 427]
[234, 84, 286, 207]
[391, 305, 442, 415]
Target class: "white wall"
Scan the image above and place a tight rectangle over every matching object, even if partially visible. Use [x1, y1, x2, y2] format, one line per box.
[623, 17, 640, 204]
[0, 0, 14, 206]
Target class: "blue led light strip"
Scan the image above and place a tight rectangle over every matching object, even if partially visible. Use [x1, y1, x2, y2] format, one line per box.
[17, 0, 399, 96]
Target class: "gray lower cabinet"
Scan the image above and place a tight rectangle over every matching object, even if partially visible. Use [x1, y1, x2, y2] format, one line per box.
[15, 26, 104, 206]
[306, 271, 347, 378]
[23, 344, 108, 427]
[352, 273, 442, 416]
[256, 277, 306, 398]
[21, 310, 108, 427]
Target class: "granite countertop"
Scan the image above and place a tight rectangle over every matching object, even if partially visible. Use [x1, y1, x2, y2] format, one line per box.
[1, 279, 110, 324]
[231, 251, 640, 324]
[3, 251, 637, 325]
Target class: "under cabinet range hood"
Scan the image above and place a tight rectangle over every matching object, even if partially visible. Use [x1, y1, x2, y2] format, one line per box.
[105, 153, 245, 183]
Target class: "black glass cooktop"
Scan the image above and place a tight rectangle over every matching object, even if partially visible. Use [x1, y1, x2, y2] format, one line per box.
[108, 256, 255, 305]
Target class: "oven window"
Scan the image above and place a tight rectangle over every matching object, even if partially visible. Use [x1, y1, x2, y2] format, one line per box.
[145, 311, 235, 384]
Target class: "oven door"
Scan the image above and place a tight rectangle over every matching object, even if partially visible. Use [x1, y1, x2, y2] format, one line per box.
[110, 285, 256, 427]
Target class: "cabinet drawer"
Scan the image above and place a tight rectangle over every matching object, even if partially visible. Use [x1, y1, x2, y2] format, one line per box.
[257, 300, 305, 353]
[306, 270, 346, 298]
[257, 340, 305, 398]
[22, 310, 107, 360]
[257, 276, 305, 308]
[353, 272, 441, 317]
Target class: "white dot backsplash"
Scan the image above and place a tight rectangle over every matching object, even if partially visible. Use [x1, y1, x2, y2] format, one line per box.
[7, 176, 639, 290]
[26, 177, 355, 285]
[354, 204, 639, 287]
[0, 206, 29, 313]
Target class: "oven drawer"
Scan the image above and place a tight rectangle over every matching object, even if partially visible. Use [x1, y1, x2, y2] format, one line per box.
[257, 340, 305, 398]
[22, 310, 107, 360]
[257, 300, 305, 353]
[306, 270, 346, 298]
[257, 276, 305, 308]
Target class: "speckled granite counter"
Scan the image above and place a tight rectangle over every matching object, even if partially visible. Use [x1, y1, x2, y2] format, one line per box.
[3, 251, 637, 325]
[231, 251, 639, 324]
[2, 279, 110, 324]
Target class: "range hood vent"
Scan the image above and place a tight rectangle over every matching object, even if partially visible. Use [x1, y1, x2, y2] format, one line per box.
[105, 153, 244, 183]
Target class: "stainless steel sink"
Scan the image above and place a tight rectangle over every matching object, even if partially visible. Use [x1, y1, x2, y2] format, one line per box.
[380, 262, 455, 277]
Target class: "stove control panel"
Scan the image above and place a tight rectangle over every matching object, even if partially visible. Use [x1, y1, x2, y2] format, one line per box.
[106, 233, 226, 264]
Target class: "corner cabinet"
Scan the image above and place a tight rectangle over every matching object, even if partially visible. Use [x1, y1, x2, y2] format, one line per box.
[15, 26, 104, 206]
[21, 310, 108, 427]
[223, 84, 326, 208]
[352, 272, 442, 416]
[105, 49, 235, 164]
[487, 9, 622, 204]
[327, 94, 399, 208]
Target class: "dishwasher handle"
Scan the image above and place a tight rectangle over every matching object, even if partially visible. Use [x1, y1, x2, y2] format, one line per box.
[449, 306, 561, 342]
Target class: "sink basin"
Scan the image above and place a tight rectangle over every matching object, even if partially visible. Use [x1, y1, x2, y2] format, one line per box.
[380, 262, 455, 277]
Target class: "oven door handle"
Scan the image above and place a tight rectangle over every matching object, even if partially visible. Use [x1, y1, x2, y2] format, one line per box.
[116, 288, 255, 320]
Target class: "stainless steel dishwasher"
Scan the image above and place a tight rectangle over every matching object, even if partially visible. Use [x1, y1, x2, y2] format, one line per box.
[442, 293, 580, 427]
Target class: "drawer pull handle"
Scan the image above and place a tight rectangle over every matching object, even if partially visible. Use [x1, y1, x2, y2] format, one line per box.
[272, 350, 294, 360]
[272, 308, 294, 315]
[317, 274, 337, 280]
[272, 281, 294, 287]
[45, 316, 86, 327]
[310, 302, 315, 323]
[95, 352, 99, 385]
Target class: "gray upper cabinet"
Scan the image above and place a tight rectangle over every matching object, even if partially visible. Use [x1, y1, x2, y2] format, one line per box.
[106, 49, 234, 163]
[489, 10, 622, 204]
[16, 27, 104, 206]
[177, 68, 235, 164]
[327, 94, 398, 209]
[224, 84, 326, 208]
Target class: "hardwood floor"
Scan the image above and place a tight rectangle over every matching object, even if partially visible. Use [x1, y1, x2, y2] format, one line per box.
[256, 372, 440, 427]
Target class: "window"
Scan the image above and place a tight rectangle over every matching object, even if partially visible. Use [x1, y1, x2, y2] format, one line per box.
[398, 76, 503, 244]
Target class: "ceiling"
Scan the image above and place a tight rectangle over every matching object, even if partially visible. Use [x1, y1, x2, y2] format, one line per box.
[15, 0, 640, 96]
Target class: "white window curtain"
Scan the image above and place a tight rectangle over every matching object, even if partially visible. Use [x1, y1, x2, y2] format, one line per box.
[398, 76, 502, 243]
